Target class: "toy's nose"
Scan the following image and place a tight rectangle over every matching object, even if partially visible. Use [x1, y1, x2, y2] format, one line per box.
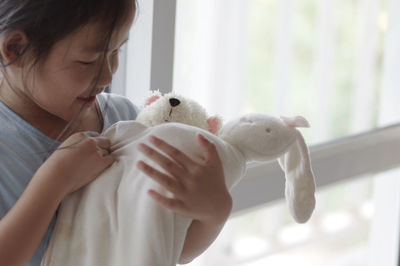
[169, 98, 181, 107]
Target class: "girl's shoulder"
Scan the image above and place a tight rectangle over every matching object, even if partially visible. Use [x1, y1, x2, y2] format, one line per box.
[96, 93, 140, 131]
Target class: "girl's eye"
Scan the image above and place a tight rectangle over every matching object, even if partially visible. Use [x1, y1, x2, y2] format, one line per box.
[79, 60, 97, 66]
[78, 49, 119, 66]
[112, 48, 121, 55]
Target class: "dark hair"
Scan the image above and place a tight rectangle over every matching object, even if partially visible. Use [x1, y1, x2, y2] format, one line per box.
[0, 0, 136, 66]
[0, 0, 137, 144]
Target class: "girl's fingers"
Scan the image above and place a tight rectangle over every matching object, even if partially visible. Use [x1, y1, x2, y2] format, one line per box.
[137, 161, 183, 195]
[148, 136, 195, 170]
[102, 154, 116, 167]
[97, 146, 110, 157]
[79, 131, 112, 151]
[148, 189, 186, 212]
[83, 131, 100, 137]
[138, 143, 185, 178]
[94, 136, 112, 150]
[197, 134, 220, 165]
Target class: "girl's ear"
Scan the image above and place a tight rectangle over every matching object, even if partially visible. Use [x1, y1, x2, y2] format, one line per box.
[0, 30, 29, 67]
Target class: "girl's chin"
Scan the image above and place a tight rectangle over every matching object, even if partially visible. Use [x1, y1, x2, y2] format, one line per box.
[77, 95, 97, 107]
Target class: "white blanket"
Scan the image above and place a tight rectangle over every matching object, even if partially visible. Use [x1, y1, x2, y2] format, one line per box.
[41, 121, 245, 266]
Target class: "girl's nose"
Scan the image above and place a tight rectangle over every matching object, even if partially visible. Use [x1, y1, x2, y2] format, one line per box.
[99, 54, 119, 86]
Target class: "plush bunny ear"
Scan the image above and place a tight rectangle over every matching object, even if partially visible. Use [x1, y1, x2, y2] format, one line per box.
[142, 90, 162, 107]
[207, 116, 222, 135]
[278, 131, 316, 223]
[280, 116, 310, 128]
[144, 95, 160, 106]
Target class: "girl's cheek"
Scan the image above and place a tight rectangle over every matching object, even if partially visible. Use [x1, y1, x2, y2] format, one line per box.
[71, 66, 97, 86]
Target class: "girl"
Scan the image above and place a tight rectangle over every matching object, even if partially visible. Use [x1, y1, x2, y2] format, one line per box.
[0, 1, 232, 265]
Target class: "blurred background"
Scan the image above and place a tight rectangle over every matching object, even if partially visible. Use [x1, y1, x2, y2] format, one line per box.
[173, 0, 386, 141]
[114, 0, 400, 265]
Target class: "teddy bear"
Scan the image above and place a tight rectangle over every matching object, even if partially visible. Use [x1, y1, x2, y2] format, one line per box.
[42, 91, 316, 266]
[136, 90, 222, 134]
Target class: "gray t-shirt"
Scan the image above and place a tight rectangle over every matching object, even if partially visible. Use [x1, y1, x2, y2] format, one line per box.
[0, 93, 138, 265]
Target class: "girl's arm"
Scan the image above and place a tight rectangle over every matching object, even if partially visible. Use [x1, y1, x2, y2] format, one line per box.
[0, 132, 114, 266]
[178, 216, 230, 264]
[0, 167, 67, 266]
[137, 134, 232, 264]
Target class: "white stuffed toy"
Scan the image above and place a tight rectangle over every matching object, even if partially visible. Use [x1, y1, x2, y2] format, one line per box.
[42, 92, 316, 266]
[137, 91, 316, 223]
[136, 90, 222, 134]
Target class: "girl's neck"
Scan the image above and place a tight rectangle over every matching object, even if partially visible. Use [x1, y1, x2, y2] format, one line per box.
[0, 79, 99, 141]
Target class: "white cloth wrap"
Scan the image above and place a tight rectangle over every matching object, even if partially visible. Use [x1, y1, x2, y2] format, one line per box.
[41, 121, 245, 266]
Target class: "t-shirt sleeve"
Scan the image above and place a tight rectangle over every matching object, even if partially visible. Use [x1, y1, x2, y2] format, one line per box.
[97, 93, 141, 130]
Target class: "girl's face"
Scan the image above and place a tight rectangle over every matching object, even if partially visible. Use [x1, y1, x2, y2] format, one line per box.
[25, 18, 132, 122]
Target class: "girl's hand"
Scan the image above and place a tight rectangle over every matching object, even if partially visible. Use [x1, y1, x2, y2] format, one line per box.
[0, 132, 114, 266]
[137, 134, 232, 224]
[38, 131, 115, 196]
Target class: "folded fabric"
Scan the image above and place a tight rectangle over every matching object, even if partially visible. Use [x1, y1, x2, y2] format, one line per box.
[41, 121, 245, 266]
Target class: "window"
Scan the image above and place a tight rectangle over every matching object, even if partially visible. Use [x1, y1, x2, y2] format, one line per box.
[188, 174, 376, 266]
[114, 0, 400, 265]
[174, 0, 388, 144]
